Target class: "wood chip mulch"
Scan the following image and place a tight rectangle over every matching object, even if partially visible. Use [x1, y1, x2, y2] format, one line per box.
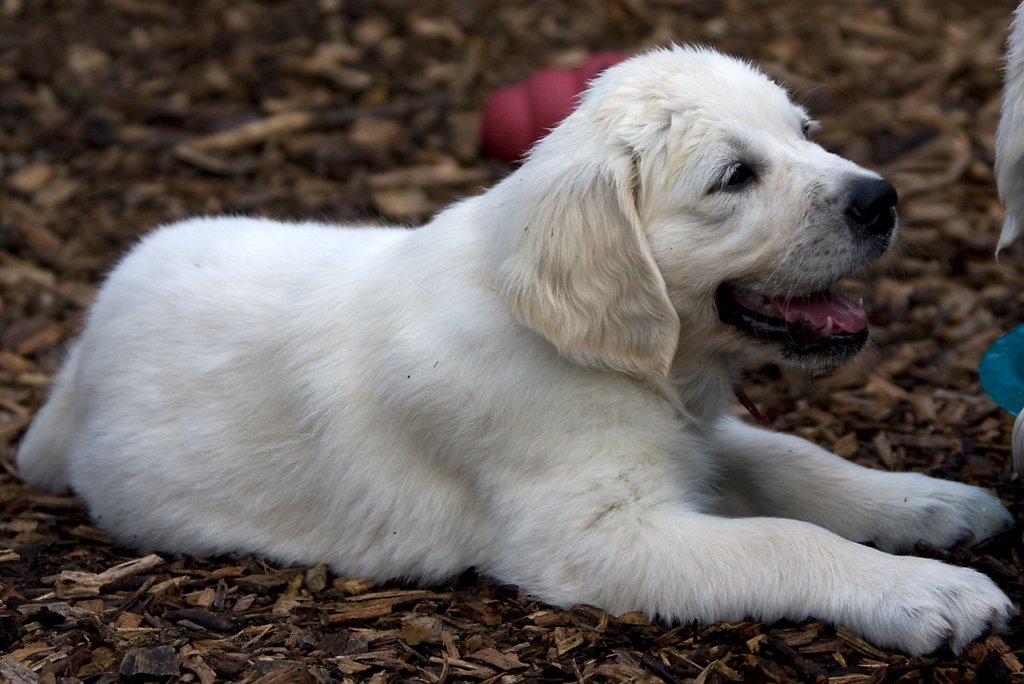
[3, 1, 1024, 682]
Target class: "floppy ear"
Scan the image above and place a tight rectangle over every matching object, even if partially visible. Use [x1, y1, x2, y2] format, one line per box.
[493, 147, 680, 378]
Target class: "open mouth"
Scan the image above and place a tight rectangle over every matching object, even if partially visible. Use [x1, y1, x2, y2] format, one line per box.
[715, 283, 869, 358]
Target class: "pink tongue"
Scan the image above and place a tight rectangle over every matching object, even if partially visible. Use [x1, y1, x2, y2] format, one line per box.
[775, 290, 867, 332]
[739, 288, 868, 333]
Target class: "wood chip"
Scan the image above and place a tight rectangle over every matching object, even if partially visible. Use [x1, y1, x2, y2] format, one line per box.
[466, 647, 527, 671]
[55, 554, 165, 598]
[0, 657, 37, 684]
[401, 615, 444, 645]
[119, 645, 180, 679]
[325, 601, 394, 624]
[8, 163, 55, 195]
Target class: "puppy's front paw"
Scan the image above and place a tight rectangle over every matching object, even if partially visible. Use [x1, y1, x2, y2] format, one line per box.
[866, 474, 1014, 553]
[858, 558, 1015, 656]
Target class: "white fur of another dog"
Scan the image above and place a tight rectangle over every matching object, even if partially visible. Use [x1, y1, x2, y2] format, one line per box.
[18, 47, 1015, 656]
[997, 2, 1024, 254]
[995, 2, 1024, 474]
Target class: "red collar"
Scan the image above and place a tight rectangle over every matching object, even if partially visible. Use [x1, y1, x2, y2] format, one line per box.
[733, 384, 772, 426]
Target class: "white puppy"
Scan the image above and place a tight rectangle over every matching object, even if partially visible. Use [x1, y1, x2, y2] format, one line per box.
[18, 46, 1015, 656]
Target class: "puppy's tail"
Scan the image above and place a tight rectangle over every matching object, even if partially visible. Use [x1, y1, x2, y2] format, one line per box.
[996, 2, 1024, 253]
[16, 343, 80, 493]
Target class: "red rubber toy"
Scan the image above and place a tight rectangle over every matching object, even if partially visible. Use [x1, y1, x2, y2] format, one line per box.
[480, 52, 626, 164]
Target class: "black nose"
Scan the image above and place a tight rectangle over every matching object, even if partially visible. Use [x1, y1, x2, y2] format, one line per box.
[845, 177, 898, 237]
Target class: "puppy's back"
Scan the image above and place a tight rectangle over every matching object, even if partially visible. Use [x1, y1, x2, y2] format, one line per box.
[16, 215, 405, 509]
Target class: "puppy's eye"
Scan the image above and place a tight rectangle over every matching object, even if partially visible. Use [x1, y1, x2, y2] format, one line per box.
[723, 163, 755, 191]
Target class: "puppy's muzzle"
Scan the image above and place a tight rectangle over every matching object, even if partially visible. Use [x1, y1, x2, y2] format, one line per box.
[845, 177, 898, 238]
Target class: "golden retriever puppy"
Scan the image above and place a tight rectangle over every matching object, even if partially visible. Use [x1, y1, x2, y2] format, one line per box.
[18, 46, 1014, 655]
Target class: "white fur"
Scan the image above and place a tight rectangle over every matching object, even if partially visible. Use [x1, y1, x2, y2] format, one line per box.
[997, 4, 1024, 475]
[18, 47, 1014, 655]
[997, 2, 1024, 252]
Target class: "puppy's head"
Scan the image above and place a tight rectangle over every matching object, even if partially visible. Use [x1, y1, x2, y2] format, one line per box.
[491, 46, 896, 378]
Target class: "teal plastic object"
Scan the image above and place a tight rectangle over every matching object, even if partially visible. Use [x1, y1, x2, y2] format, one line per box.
[979, 323, 1024, 414]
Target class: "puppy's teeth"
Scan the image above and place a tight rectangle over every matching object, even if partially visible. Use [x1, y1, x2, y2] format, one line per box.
[824, 316, 834, 332]
[858, 297, 864, 307]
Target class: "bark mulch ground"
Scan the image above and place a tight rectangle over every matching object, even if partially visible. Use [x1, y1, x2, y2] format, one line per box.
[2, 1, 1024, 682]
